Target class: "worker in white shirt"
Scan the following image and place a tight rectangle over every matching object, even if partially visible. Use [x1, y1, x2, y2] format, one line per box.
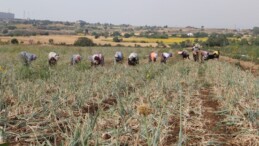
[48, 52, 59, 66]
[128, 52, 139, 65]
[161, 52, 172, 63]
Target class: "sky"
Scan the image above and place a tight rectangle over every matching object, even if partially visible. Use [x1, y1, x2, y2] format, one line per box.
[1, 0, 259, 29]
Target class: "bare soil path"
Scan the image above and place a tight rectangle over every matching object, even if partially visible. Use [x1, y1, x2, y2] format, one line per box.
[185, 65, 233, 146]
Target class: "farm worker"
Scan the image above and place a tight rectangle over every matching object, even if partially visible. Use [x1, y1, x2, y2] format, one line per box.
[71, 54, 81, 65]
[206, 50, 220, 60]
[213, 50, 219, 56]
[19, 51, 37, 66]
[90, 53, 104, 66]
[48, 52, 59, 66]
[149, 51, 158, 62]
[201, 50, 209, 61]
[128, 52, 139, 65]
[192, 43, 200, 62]
[114, 51, 123, 63]
[178, 51, 190, 59]
[161, 52, 172, 63]
[213, 50, 220, 59]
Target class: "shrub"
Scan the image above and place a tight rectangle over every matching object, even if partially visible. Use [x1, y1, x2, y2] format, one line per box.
[37, 41, 41, 45]
[239, 38, 249, 45]
[74, 37, 95, 46]
[49, 39, 54, 45]
[11, 38, 19, 44]
[113, 37, 123, 42]
[92, 32, 100, 39]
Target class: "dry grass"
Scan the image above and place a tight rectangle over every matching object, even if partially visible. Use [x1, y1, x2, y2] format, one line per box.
[0, 35, 80, 45]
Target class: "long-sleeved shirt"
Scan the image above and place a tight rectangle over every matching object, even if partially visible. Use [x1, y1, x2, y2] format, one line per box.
[91, 53, 104, 65]
[128, 52, 138, 60]
[181, 51, 189, 56]
[20, 51, 37, 65]
[71, 54, 81, 65]
[201, 51, 209, 59]
[115, 51, 123, 61]
[162, 52, 172, 59]
[48, 52, 59, 61]
[150, 52, 158, 61]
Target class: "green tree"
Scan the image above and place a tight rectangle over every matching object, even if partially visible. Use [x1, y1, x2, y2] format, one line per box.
[74, 37, 95, 46]
[206, 33, 229, 47]
[112, 31, 121, 37]
[124, 33, 131, 38]
[194, 32, 208, 38]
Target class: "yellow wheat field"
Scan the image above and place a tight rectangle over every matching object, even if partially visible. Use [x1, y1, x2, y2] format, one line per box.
[0, 35, 207, 47]
[0, 35, 158, 47]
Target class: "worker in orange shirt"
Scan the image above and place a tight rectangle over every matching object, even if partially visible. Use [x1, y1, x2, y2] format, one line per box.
[149, 51, 158, 62]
